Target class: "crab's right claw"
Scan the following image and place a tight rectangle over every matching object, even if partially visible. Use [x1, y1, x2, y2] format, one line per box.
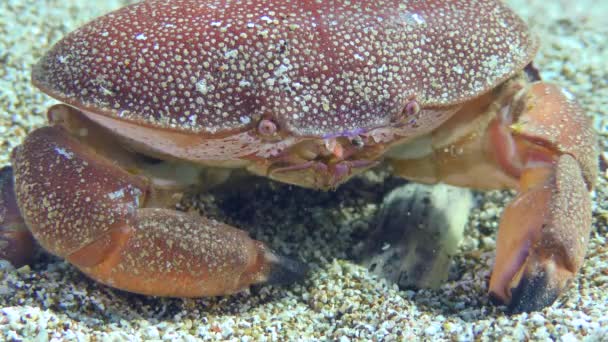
[488, 83, 597, 313]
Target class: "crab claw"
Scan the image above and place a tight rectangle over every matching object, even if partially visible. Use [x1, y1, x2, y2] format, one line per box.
[488, 83, 597, 313]
[489, 155, 591, 313]
[9, 124, 307, 297]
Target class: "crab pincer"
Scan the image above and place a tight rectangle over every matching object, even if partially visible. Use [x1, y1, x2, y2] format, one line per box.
[10, 119, 306, 296]
[487, 83, 597, 313]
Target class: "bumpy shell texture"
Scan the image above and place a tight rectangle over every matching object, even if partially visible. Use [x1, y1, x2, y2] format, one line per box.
[33, 0, 537, 137]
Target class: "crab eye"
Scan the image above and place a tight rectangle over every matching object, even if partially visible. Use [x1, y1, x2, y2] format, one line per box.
[257, 118, 278, 136]
[405, 99, 420, 116]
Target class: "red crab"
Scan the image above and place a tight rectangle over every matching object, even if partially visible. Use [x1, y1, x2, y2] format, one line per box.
[0, 0, 597, 313]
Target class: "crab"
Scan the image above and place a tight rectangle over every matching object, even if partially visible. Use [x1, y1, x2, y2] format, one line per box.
[0, 0, 597, 313]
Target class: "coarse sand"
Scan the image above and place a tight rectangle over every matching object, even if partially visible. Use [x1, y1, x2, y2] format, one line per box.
[1, 0, 607, 340]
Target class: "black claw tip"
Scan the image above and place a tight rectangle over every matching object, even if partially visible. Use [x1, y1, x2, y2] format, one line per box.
[507, 271, 560, 314]
[488, 291, 506, 307]
[266, 254, 309, 286]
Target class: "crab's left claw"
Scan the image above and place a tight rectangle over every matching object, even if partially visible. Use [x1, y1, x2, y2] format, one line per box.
[489, 154, 591, 313]
[488, 83, 597, 313]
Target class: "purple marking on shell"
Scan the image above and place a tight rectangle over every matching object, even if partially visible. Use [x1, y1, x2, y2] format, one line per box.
[322, 128, 368, 139]
[258, 119, 278, 136]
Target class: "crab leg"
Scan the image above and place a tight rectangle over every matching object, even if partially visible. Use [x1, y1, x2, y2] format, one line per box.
[7, 123, 305, 297]
[0, 167, 35, 267]
[390, 80, 597, 312]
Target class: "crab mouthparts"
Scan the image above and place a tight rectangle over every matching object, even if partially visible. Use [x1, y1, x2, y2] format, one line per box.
[270, 159, 379, 190]
[267, 137, 382, 189]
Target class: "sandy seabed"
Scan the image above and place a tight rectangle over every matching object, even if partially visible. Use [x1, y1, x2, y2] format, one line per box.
[1, 0, 607, 340]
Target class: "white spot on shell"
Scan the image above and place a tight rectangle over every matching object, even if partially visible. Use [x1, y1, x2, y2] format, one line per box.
[108, 189, 125, 200]
[561, 87, 575, 101]
[196, 80, 209, 94]
[411, 13, 425, 24]
[54, 147, 73, 159]
[224, 49, 238, 59]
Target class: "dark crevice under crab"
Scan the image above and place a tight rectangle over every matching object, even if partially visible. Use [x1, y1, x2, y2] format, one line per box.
[0, 0, 597, 313]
